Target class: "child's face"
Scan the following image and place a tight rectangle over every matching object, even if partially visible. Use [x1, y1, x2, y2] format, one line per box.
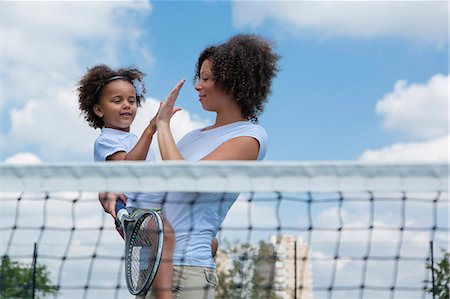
[93, 80, 138, 132]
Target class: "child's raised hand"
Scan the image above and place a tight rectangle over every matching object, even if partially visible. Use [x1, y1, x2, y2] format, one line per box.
[148, 104, 161, 133]
[149, 102, 181, 133]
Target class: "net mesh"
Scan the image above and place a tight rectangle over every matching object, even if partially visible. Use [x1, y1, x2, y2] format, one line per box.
[0, 162, 448, 299]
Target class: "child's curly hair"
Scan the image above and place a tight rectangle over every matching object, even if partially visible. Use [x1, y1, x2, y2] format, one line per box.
[194, 34, 280, 122]
[77, 65, 146, 129]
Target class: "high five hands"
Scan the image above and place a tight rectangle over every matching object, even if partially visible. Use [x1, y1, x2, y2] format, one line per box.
[156, 79, 185, 127]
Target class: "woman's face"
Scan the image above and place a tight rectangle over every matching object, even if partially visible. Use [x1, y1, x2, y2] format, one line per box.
[194, 59, 230, 112]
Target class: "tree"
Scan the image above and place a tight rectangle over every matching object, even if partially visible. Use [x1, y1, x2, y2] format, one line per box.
[251, 241, 282, 299]
[215, 240, 282, 299]
[216, 242, 253, 299]
[216, 249, 244, 299]
[0, 256, 58, 299]
[425, 248, 449, 299]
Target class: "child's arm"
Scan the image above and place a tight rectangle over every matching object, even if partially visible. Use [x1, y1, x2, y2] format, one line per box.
[107, 125, 156, 161]
[107, 105, 180, 161]
[107, 113, 158, 161]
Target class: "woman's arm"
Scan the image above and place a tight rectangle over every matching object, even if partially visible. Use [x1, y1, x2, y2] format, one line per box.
[157, 122, 184, 160]
[202, 136, 260, 160]
[158, 125, 260, 161]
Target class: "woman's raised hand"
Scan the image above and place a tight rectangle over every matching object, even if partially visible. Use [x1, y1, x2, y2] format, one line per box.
[157, 79, 184, 127]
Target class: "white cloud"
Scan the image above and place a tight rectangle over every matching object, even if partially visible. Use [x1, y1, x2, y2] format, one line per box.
[220, 194, 282, 242]
[1, 1, 152, 161]
[303, 198, 448, 295]
[1, 1, 209, 162]
[359, 135, 448, 162]
[223, 195, 279, 227]
[376, 74, 448, 140]
[358, 73, 448, 162]
[3, 152, 42, 164]
[232, 1, 447, 45]
[256, 195, 448, 299]
[3, 88, 98, 161]
[1, 1, 153, 108]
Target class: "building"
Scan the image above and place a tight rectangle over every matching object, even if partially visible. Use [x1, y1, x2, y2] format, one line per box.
[268, 235, 313, 299]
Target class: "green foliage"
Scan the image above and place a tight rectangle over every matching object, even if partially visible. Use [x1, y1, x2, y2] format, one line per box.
[251, 241, 281, 299]
[425, 248, 449, 299]
[216, 242, 250, 299]
[0, 256, 58, 299]
[216, 240, 282, 299]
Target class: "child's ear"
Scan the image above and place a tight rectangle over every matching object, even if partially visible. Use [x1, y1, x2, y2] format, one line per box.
[93, 104, 104, 117]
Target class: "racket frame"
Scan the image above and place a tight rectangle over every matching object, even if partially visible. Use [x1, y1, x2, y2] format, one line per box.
[119, 208, 164, 296]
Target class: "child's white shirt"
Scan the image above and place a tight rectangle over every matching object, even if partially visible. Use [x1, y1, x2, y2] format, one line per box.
[94, 128, 164, 210]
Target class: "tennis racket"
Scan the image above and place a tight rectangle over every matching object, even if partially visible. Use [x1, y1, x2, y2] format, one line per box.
[115, 200, 164, 296]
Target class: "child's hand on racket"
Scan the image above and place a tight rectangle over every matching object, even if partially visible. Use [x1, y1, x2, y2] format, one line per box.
[156, 79, 184, 127]
[98, 192, 127, 219]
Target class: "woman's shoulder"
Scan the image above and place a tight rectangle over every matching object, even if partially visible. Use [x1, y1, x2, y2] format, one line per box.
[178, 121, 268, 147]
[227, 121, 268, 160]
[231, 121, 268, 139]
[221, 121, 269, 156]
[198, 121, 268, 143]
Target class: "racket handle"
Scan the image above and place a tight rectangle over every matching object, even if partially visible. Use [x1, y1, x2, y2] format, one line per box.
[115, 199, 129, 222]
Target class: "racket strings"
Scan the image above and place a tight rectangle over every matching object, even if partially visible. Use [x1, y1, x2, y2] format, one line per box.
[129, 215, 161, 292]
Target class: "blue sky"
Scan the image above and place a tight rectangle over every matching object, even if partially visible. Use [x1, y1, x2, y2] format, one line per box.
[0, 2, 448, 298]
[1, 0, 447, 163]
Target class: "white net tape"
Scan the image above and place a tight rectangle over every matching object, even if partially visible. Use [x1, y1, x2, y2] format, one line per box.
[0, 162, 448, 299]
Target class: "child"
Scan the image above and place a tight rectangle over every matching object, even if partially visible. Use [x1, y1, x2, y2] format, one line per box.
[77, 65, 175, 299]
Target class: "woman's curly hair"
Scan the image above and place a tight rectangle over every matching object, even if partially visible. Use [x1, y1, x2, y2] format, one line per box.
[77, 64, 146, 129]
[194, 34, 280, 122]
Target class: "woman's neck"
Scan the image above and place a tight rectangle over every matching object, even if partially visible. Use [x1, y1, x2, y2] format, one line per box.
[210, 107, 246, 129]
[215, 115, 245, 127]
[205, 97, 246, 129]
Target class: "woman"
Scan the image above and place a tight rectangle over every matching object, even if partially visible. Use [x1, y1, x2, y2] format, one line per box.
[149, 34, 280, 299]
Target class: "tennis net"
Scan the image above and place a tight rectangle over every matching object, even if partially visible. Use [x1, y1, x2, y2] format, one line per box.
[0, 161, 448, 299]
